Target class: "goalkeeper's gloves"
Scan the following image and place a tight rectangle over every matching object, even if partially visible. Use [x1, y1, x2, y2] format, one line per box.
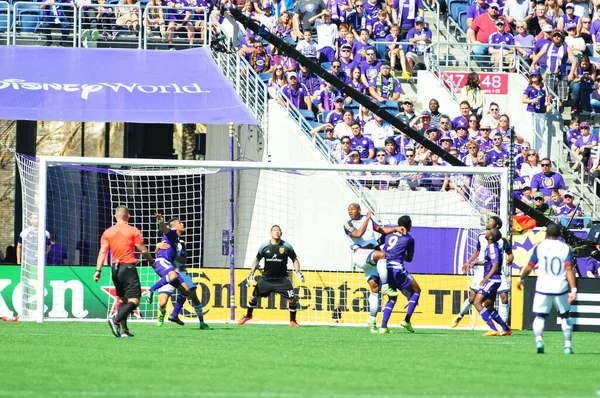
[246, 272, 255, 287]
[295, 270, 305, 282]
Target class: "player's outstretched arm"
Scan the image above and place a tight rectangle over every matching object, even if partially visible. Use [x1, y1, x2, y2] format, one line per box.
[462, 249, 480, 272]
[349, 210, 372, 238]
[246, 258, 260, 286]
[155, 213, 171, 234]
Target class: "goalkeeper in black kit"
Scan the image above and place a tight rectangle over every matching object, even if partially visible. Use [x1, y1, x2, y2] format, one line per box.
[238, 225, 304, 327]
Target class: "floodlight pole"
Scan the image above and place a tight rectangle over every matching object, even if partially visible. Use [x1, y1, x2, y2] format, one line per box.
[228, 122, 236, 321]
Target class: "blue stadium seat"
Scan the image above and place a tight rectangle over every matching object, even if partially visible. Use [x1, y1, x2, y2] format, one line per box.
[582, 86, 593, 111]
[459, 13, 468, 32]
[321, 61, 332, 71]
[455, 5, 469, 23]
[587, 44, 595, 57]
[0, 3, 10, 32]
[449, 0, 468, 20]
[298, 108, 315, 121]
[258, 72, 271, 84]
[321, 110, 331, 123]
[17, 4, 40, 33]
[382, 100, 399, 112]
[317, 132, 326, 140]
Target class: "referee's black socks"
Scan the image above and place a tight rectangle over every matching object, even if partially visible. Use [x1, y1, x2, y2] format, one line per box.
[246, 300, 257, 317]
[289, 302, 297, 322]
[116, 302, 136, 323]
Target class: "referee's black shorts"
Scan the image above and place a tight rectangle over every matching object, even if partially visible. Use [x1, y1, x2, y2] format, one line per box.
[112, 264, 141, 299]
[253, 276, 295, 300]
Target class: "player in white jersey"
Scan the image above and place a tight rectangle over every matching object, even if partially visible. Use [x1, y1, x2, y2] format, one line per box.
[344, 203, 398, 333]
[452, 216, 513, 327]
[518, 223, 577, 354]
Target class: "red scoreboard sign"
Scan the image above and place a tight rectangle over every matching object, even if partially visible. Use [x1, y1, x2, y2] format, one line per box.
[442, 72, 509, 95]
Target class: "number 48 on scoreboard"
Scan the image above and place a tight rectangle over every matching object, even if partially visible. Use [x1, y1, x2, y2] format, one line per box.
[446, 72, 509, 95]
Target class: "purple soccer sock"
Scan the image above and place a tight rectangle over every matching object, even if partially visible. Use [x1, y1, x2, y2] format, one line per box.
[405, 292, 420, 322]
[479, 308, 497, 331]
[171, 294, 186, 317]
[381, 299, 397, 328]
[490, 309, 510, 331]
[150, 275, 171, 292]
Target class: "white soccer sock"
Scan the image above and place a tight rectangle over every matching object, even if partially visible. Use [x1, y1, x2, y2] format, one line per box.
[376, 259, 388, 285]
[369, 292, 379, 319]
[560, 317, 573, 348]
[533, 316, 545, 343]
[459, 298, 472, 317]
[499, 302, 509, 323]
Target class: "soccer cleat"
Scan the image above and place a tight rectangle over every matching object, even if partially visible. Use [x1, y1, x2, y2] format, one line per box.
[500, 330, 512, 336]
[536, 341, 545, 354]
[564, 347, 574, 355]
[378, 327, 392, 334]
[107, 317, 121, 338]
[168, 315, 185, 326]
[483, 330, 500, 336]
[380, 284, 399, 298]
[121, 330, 134, 338]
[451, 316, 462, 328]
[199, 322, 210, 330]
[401, 320, 414, 333]
[238, 316, 252, 325]
[289, 321, 300, 327]
[156, 312, 165, 327]
[144, 289, 154, 304]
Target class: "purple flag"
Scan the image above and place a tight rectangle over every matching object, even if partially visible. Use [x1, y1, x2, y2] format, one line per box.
[0, 46, 258, 124]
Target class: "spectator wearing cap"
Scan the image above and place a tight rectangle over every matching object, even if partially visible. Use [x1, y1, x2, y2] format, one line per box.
[325, 96, 346, 125]
[502, 0, 532, 29]
[531, 29, 577, 105]
[531, 24, 552, 72]
[279, 72, 313, 110]
[293, 0, 327, 38]
[311, 123, 341, 152]
[405, 16, 432, 78]
[530, 191, 555, 224]
[531, 157, 567, 200]
[317, 81, 341, 113]
[590, 77, 600, 114]
[487, 132, 510, 167]
[564, 21, 586, 57]
[452, 101, 471, 130]
[467, 2, 508, 61]
[453, 123, 470, 157]
[426, 124, 441, 144]
[557, 189, 585, 228]
[309, 10, 338, 64]
[298, 63, 322, 99]
[360, 48, 382, 86]
[466, 0, 488, 29]
[339, 44, 357, 77]
[409, 109, 431, 135]
[439, 134, 453, 153]
[556, 3, 581, 35]
[364, 114, 394, 148]
[257, 4, 277, 32]
[352, 29, 371, 62]
[488, 18, 516, 72]
[514, 20, 535, 61]
[571, 121, 597, 171]
[349, 121, 376, 159]
[476, 122, 494, 151]
[522, 69, 546, 150]
[397, 100, 416, 125]
[568, 55, 596, 113]
[428, 99, 442, 125]
[391, 0, 424, 38]
[368, 62, 401, 102]
[386, 24, 409, 73]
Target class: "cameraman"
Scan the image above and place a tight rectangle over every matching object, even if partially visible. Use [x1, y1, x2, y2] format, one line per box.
[568, 55, 596, 113]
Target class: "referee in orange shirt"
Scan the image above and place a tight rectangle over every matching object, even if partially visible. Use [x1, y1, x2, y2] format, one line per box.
[94, 205, 155, 338]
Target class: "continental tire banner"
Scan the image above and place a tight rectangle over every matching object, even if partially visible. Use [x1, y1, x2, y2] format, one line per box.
[0, 266, 524, 328]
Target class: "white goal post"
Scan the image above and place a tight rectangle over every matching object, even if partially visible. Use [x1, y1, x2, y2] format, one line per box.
[16, 154, 508, 327]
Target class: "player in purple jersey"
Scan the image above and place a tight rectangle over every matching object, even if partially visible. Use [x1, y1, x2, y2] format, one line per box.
[144, 214, 194, 305]
[471, 228, 512, 336]
[378, 215, 421, 334]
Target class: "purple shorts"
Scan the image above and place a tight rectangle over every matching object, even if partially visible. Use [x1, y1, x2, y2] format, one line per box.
[155, 258, 185, 286]
[477, 278, 501, 300]
[388, 267, 414, 292]
[319, 46, 336, 63]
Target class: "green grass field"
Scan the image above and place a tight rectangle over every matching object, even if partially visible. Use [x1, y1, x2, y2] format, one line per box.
[1, 321, 598, 398]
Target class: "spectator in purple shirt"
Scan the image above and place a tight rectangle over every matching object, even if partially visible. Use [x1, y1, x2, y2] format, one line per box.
[245, 41, 273, 73]
[360, 47, 382, 86]
[329, 59, 349, 84]
[585, 254, 600, 278]
[405, 16, 431, 77]
[530, 158, 567, 200]
[298, 63, 323, 99]
[556, 189, 584, 228]
[514, 20, 535, 61]
[386, 24, 409, 73]
[40, 0, 72, 46]
[346, 1, 368, 37]
[590, 4, 600, 55]
[487, 132, 510, 167]
[488, 19, 515, 72]
[352, 29, 372, 61]
[318, 82, 341, 112]
[339, 43, 356, 76]
[392, 0, 424, 38]
[279, 72, 312, 110]
[452, 101, 471, 129]
[350, 121, 376, 159]
[466, 0, 487, 29]
[369, 10, 391, 42]
[166, 0, 194, 48]
[363, 0, 381, 28]
[325, 96, 346, 125]
[571, 122, 597, 172]
[556, 3, 580, 35]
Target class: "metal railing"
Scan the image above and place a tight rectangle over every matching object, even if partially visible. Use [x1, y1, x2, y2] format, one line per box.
[142, 6, 207, 50]
[76, 4, 141, 48]
[12, 1, 77, 46]
[0, 1, 9, 45]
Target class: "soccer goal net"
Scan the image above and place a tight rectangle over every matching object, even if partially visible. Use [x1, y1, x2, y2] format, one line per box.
[14, 154, 508, 328]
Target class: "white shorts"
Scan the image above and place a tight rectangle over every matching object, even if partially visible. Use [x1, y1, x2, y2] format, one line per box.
[157, 270, 196, 295]
[351, 248, 379, 283]
[498, 274, 510, 293]
[469, 266, 484, 291]
[532, 292, 570, 316]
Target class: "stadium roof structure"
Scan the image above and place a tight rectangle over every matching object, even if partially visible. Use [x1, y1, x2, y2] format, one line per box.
[0, 46, 259, 125]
